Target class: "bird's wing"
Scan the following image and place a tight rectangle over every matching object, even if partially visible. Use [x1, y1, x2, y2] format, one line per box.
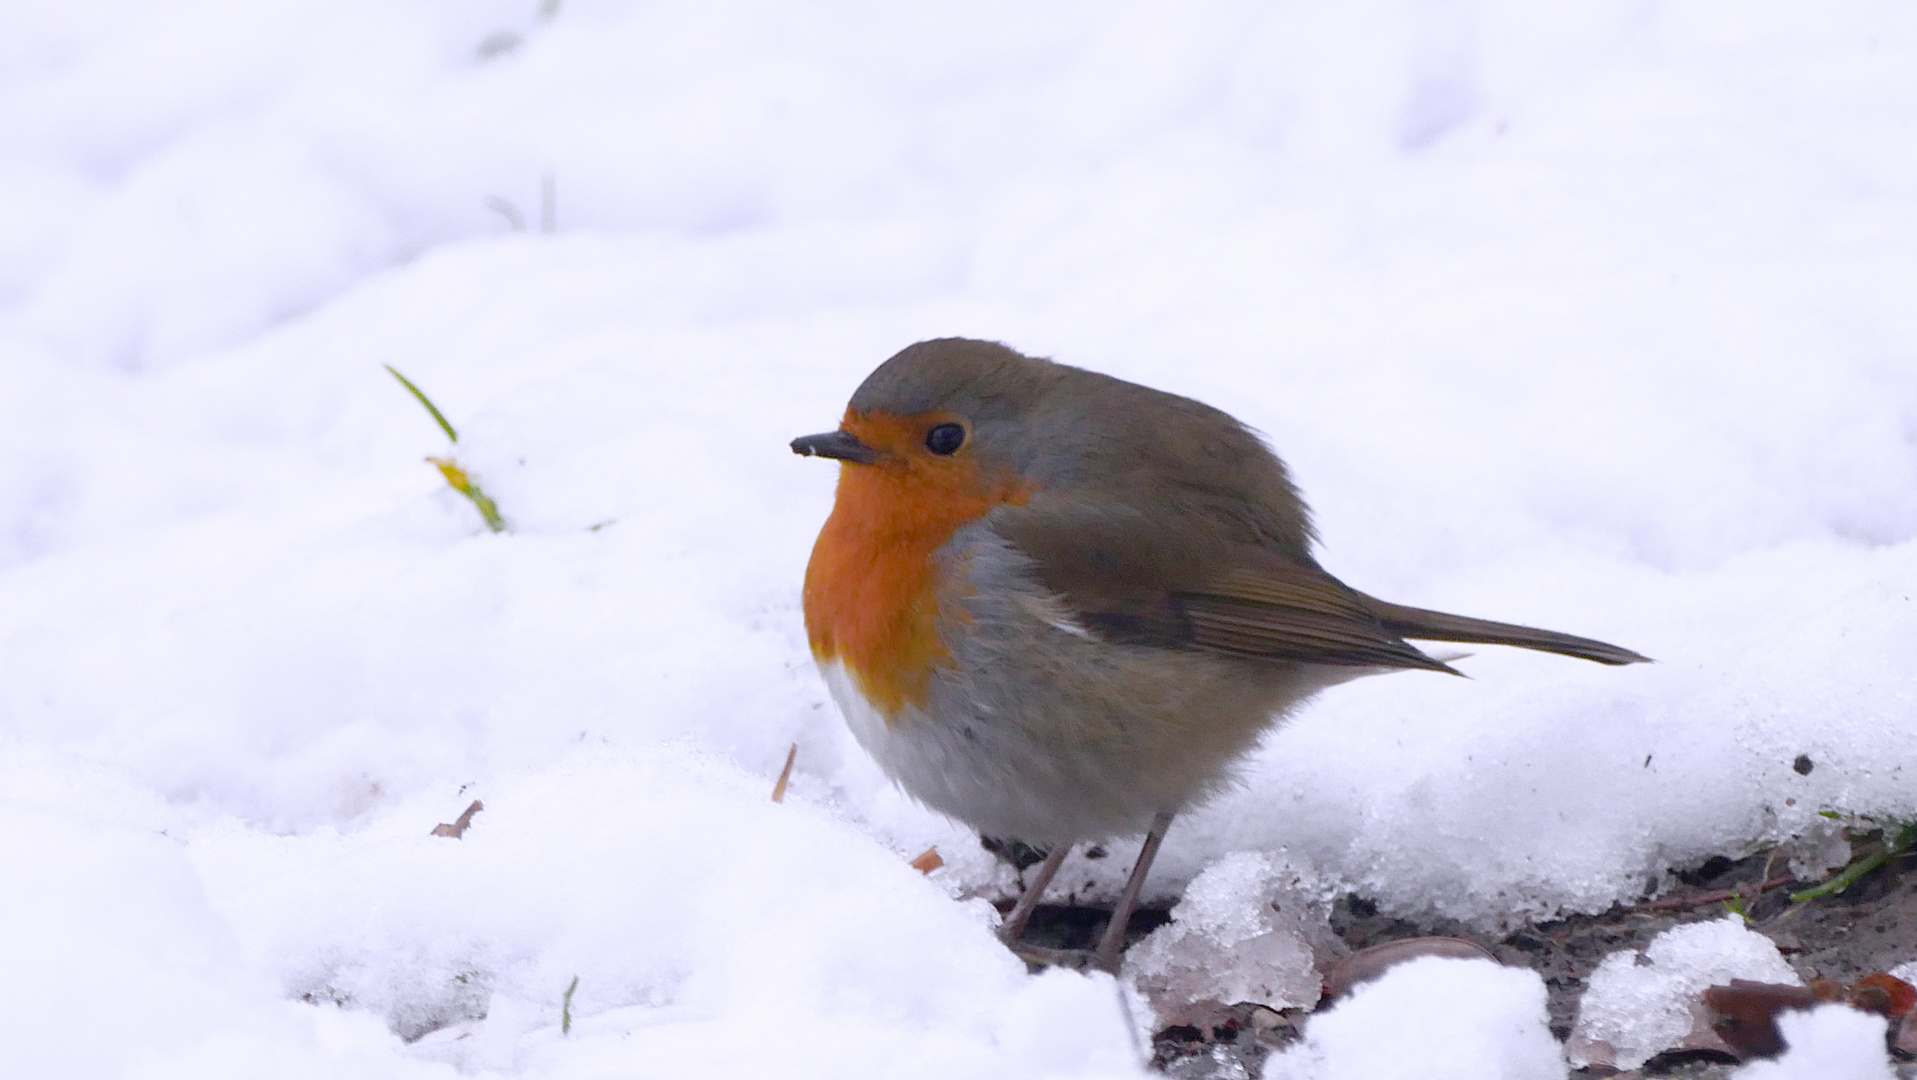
[1353, 594, 1649, 665]
[989, 500, 1456, 673]
[1174, 564, 1459, 672]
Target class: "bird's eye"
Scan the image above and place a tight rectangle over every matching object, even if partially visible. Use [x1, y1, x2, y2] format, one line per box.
[924, 423, 966, 455]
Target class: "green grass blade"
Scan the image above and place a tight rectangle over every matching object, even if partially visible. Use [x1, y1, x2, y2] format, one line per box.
[1791, 849, 1889, 902]
[427, 457, 508, 533]
[1790, 820, 1917, 903]
[385, 364, 460, 443]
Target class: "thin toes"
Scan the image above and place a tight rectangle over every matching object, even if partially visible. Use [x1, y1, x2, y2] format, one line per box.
[1004, 942, 1103, 971]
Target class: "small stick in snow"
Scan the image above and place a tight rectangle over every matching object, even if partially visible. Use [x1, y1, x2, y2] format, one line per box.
[1632, 873, 1796, 912]
[909, 847, 943, 874]
[771, 743, 797, 803]
[432, 800, 484, 838]
[484, 196, 527, 232]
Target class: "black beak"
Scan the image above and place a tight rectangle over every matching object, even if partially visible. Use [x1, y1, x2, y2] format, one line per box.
[791, 430, 883, 464]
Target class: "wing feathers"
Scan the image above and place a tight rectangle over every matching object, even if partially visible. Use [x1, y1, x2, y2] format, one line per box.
[1180, 592, 1458, 672]
[1357, 595, 1650, 666]
[993, 500, 1646, 672]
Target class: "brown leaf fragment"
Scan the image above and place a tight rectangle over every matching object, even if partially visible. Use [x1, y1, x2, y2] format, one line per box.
[1320, 936, 1496, 1001]
[1850, 973, 1917, 1057]
[1151, 998, 1243, 1041]
[1672, 999, 1743, 1059]
[771, 743, 797, 803]
[1849, 973, 1917, 1019]
[909, 847, 943, 874]
[1897, 1007, 1917, 1057]
[1702, 979, 1827, 1058]
[431, 800, 484, 839]
[1810, 978, 1848, 1001]
[1706, 973, 1917, 1061]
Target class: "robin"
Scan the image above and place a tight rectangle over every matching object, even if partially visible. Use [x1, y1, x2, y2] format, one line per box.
[792, 338, 1647, 972]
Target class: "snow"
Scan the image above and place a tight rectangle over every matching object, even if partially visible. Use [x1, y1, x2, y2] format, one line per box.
[1728, 1006, 1898, 1080]
[3, 0, 1916, 1075]
[1260, 957, 1563, 1080]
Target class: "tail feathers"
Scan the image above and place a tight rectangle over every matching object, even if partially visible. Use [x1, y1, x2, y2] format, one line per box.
[1359, 595, 1651, 666]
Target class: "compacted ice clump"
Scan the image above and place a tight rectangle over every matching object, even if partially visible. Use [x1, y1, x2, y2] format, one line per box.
[1126, 851, 1342, 1020]
[1567, 916, 1802, 1070]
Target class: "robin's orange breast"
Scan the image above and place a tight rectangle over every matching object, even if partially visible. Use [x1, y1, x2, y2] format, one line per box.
[802, 410, 1032, 723]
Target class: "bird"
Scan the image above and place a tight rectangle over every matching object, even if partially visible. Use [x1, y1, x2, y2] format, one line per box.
[791, 338, 1648, 972]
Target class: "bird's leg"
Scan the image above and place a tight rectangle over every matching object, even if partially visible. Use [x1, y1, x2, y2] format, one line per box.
[998, 843, 1069, 944]
[1094, 811, 1174, 974]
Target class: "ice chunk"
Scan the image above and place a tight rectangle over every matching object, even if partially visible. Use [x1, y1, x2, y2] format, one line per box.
[1126, 851, 1339, 1019]
[1567, 916, 1800, 1070]
[1786, 818, 1855, 884]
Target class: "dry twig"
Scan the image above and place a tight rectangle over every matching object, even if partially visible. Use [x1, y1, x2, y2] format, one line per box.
[432, 800, 484, 838]
[1632, 874, 1796, 913]
[771, 743, 797, 803]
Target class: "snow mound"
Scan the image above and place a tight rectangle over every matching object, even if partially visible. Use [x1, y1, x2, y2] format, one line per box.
[1728, 1005, 1895, 1080]
[1261, 956, 1562, 1080]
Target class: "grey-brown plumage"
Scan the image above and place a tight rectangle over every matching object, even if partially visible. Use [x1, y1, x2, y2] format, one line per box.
[857, 338, 1646, 681]
[795, 337, 1648, 970]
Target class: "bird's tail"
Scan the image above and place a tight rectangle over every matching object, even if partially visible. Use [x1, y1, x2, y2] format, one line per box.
[1358, 595, 1651, 666]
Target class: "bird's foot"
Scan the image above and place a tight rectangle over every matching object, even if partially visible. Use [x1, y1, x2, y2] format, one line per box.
[1003, 939, 1114, 973]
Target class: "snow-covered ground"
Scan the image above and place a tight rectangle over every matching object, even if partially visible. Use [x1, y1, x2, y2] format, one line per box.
[2, 2, 1915, 1076]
